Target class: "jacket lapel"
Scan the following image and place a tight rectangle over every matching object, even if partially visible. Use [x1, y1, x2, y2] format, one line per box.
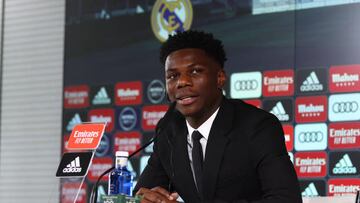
[169, 111, 200, 201]
[203, 98, 234, 200]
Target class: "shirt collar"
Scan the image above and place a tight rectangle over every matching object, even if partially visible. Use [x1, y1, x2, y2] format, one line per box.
[186, 107, 220, 141]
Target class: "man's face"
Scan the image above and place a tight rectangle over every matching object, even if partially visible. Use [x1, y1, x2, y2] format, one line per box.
[165, 48, 226, 119]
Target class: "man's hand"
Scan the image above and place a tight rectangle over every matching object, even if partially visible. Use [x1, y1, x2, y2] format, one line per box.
[136, 187, 179, 203]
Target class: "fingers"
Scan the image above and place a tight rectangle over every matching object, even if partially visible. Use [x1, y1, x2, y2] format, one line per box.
[151, 186, 171, 198]
[136, 187, 171, 203]
[169, 192, 179, 200]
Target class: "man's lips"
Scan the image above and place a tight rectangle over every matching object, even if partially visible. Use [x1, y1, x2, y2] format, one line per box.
[176, 95, 198, 105]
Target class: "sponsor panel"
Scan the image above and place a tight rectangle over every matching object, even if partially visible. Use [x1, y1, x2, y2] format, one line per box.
[56, 152, 93, 177]
[142, 132, 155, 154]
[329, 64, 360, 93]
[328, 93, 360, 122]
[328, 178, 360, 196]
[63, 111, 87, 133]
[142, 105, 169, 131]
[295, 96, 327, 123]
[329, 122, 360, 149]
[263, 99, 293, 122]
[300, 180, 326, 197]
[64, 85, 90, 109]
[67, 123, 106, 150]
[243, 99, 261, 108]
[329, 151, 360, 177]
[230, 72, 262, 99]
[61, 182, 87, 203]
[114, 131, 142, 156]
[90, 85, 113, 106]
[95, 134, 111, 157]
[117, 107, 139, 131]
[87, 157, 112, 182]
[296, 68, 327, 94]
[294, 151, 327, 178]
[282, 125, 293, 151]
[88, 108, 115, 133]
[140, 155, 151, 174]
[294, 123, 327, 151]
[115, 81, 142, 105]
[146, 79, 166, 104]
[263, 69, 294, 97]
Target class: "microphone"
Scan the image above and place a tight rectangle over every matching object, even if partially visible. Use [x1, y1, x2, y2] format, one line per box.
[90, 101, 176, 203]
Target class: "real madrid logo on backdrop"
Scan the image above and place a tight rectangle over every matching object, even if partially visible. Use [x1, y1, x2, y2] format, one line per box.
[151, 0, 193, 42]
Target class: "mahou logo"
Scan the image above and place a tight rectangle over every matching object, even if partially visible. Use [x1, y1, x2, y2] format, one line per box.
[114, 131, 141, 156]
[282, 125, 293, 151]
[295, 96, 327, 123]
[263, 69, 294, 97]
[88, 157, 112, 182]
[329, 64, 360, 93]
[64, 85, 89, 108]
[294, 152, 327, 178]
[88, 109, 114, 133]
[142, 105, 168, 131]
[328, 179, 360, 196]
[329, 122, 360, 149]
[115, 81, 142, 105]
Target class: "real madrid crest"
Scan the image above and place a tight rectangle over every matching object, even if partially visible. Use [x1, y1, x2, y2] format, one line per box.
[151, 0, 193, 42]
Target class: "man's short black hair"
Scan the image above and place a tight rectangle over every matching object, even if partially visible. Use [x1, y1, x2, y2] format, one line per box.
[160, 30, 227, 68]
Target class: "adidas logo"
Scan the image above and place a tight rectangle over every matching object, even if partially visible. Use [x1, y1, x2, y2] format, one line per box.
[270, 102, 289, 121]
[333, 154, 357, 174]
[93, 87, 111, 105]
[300, 71, 323, 92]
[301, 183, 319, 197]
[66, 113, 82, 131]
[62, 156, 82, 173]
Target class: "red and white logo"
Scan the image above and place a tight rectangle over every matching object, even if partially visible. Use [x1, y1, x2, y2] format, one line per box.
[88, 109, 114, 133]
[243, 99, 261, 108]
[88, 157, 112, 182]
[142, 105, 168, 131]
[295, 96, 327, 123]
[64, 85, 89, 109]
[114, 131, 141, 156]
[329, 122, 360, 149]
[282, 125, 293, 151]
[328, 178, 360, 196]
[263, 70, 294, 97]
[61, 182, 87, 203]
[329, 64, 360, 93]
[67, 123, 106, 150]
[294, 152, 327, 178]
[115, 81, 142, 105]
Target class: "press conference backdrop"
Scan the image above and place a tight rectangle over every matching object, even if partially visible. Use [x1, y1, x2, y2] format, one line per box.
[63, 0, 360, 202]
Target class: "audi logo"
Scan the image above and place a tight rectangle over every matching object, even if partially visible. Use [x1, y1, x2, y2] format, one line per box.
[234, 80, 258, 91]
[298, 131, 324, 143]
[332, 101, 358, 113]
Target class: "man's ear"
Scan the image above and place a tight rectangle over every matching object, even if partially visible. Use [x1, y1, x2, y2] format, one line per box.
[217, 69, 226, 89]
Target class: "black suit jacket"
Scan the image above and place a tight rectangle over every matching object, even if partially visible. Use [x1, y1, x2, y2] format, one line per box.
[135, 98, 302, 203]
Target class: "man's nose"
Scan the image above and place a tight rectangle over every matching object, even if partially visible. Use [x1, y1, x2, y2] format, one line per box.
[176, 73, 192, 88]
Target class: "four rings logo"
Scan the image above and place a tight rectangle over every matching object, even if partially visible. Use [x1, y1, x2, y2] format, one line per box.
[151, 0, 193, 42]
[329, 93, 360, 122]
[230, 72, 262, 99]
[299, 131, 324, 143]
[332, 102, 358, 113]
[234, 80, 258, 91]
[295, 123, 327, 151]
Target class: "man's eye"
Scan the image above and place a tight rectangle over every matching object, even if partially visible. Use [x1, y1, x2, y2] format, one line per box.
[167, 74, 176, 80]
[191, 69, 201, 74]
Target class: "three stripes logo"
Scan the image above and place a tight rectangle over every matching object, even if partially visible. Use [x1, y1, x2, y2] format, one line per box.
[300, 71, 324, 92]
[56, 152, 93, 177]
[330, 152, 360, 176]
[66, 113, 83, 132]
[301, 183, 319, 197]
[63, 156, 82, 173]
[92, 87, 111, 105]
[270, 102, 289, 121]
[332, 154, 357, 175]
